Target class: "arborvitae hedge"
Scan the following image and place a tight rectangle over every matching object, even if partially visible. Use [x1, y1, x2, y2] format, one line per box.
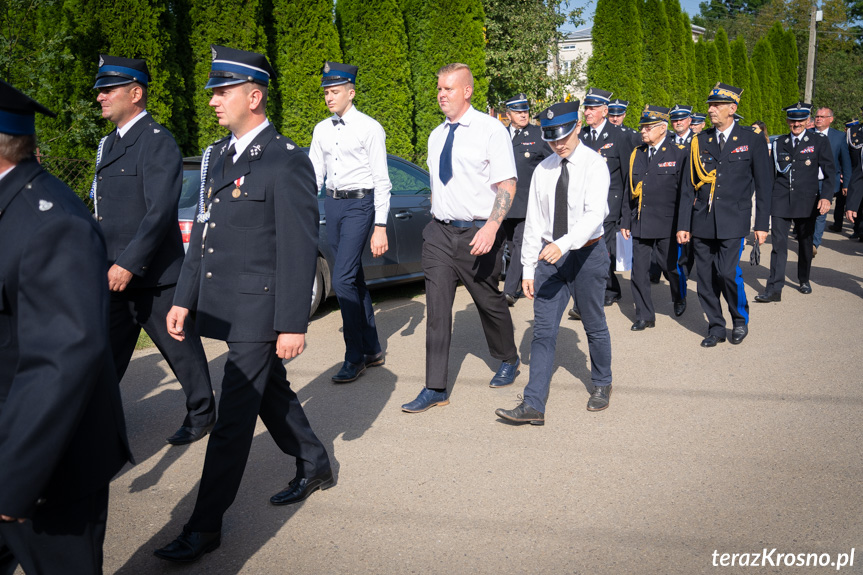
[730, 37, 752, 123]
[587, 0, 644, 129]
[665, 0, 691, 107]
[767, 22, 799, 107]
[694, 40, 711, 104]
[189, 0, 267, 151]
[641, 0, 672, 108]
[751, 36, 783, 134]
[747, 60, 764, 130]
[272, 0, 342, 147]
[337, 0, 414, 158]
[705, 42, 720, 94]
[682, 13, 701, 107]
[402, 0, 488, 163]
[714, 28, 734, 86]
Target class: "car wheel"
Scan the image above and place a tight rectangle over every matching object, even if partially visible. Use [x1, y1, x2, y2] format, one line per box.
[310, 257, 325, 318]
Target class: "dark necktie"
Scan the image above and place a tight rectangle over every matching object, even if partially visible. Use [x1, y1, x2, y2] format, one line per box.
[514, 128, 521, 139]
[223, 143, 236, 176]
[591, 129, 598, 144]
[648, 147, 655, 165]
[792, 137, 798, 150]
[719, 132, 726, 152]
[332, 118, 344, 126]
[553, 159, 569, 240]
[439, 123, 459, 185]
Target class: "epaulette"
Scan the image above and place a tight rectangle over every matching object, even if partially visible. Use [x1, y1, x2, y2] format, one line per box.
[273, 134, 300, 155]
[738, 125, 756, 133]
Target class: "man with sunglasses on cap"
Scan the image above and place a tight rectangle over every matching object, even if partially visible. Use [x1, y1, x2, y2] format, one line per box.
[91, 55, 215, 446]
[495, 100, 613, 425]
[755, 102, 834, 302]
[309, 61, 391, 383]
[501, 93, 551, 306]
[156, 46, 333, 563]
[679, 83, 773, 348]
[0, 80, 131, 575]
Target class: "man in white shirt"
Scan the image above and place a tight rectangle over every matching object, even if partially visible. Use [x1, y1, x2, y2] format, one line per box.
[401, 63, 519, 413]
[309, 62, 391, 383]
[495, 100, 613, 425]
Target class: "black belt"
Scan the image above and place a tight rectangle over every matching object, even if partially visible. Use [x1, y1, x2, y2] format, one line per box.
[435, 218, 486, 229]
[327, 188, 373, 199]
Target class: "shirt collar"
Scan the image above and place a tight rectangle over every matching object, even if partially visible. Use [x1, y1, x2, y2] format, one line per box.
[229, 119, 270, 157]
[717, 123, 734, 142]
[0, 164, 14, 184]
[118, 109, 148, 138]
[334, 104, 359, 124]
[444, 105, 477, 128]
[591, 119, 607, 136]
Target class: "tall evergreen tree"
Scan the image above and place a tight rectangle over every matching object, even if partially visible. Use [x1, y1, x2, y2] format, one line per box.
[586, 0, 644, 128]
[271, 0, 342, 147]
[402, 0, 488, 162]
[189, 0, 267, 151]
[693, 39, 711, 107]
[766, 22, 799, 106]
[682, 13, 701, 106]
[665, 0, 691, 105]
[746, 60, 763, 129]
[729, 36, 751, 122]
[336, 0, 413, 158]
[640, 0, 672, 107]
[713, 27, 734, 85]
[704, 41, 721, 92]
[751, 36, 782, 133]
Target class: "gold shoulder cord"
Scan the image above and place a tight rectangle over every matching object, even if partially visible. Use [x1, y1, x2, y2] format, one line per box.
[628, 147, 643, 219]
[689, 135, 717, 211]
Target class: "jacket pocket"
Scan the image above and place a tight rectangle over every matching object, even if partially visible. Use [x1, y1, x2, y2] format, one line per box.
[237, 273, 275, 296]
[228, 187, 266, 229]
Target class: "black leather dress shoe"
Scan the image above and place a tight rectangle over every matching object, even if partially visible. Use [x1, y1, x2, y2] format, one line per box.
[332, 360, 365, 383]
[587, 384, 612, 411]
[495, 401, 544, 425]
[798, 283, 812, 294]
[754, 292, 781, 303]
[730, 325, 748, 345]
[828, 224, 843, 232]
[154, 527, 220, 563]
[568, 307, 581, 320]
[166, 424, 213, 446]
[700, 334, 726, 347]
[504, 293, 516, 307]
[364, 351, 385, 367]
[270, 470, 335, 506]
[630, 319, 655, 331]
[673, 299, 686, 317]
[604, 294, 621, 307]
[649, 274, 660, 284]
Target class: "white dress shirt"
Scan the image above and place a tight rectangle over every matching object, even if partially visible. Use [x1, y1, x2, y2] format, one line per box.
[117, 109, 148, 138]
[0, 165, 14, 183]
[675, 130, 691, 144]
[521, 142, 610, 280]
[426, 105, 517, 222]
[228, 118, 270, 162]
[309, 105, 392, 224]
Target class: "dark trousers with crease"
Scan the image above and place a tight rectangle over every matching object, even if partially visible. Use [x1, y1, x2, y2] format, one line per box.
[325, 195, 381, 364]
[631, 237, 686, 322]
[422, 220, 518, 391]
[0, 486, 109, 575]
[187, 341, 330, 532]
[603, 220, 622, 298]
[766, 213, 816, 293]
[110, 285, 215, 428]
[692, 237, 749, 337]
[502, 218, 525, 297]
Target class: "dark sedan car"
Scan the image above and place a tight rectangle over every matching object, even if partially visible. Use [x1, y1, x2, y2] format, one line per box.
[179, 153, 431, 317]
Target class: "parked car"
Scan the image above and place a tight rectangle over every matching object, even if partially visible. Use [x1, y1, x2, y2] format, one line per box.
[179, 152, 431, 317]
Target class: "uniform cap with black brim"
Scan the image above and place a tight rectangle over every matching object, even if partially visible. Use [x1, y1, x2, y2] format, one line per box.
[669, 104, 693, 120]
[206, 45, 275, 89]
[537, 101, 580, 142]
[321, 61, 358, 87]
[504, 93, 530, 112]
[783, 102, 812, 121]
[0, 80, 55, 135]
[607, 99, 629, 116]
[639, 105, 670, 125]
[93, 55, 150, 89]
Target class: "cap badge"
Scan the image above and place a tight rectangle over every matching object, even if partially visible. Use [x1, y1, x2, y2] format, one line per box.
[211, 46, 218, 61]
[323, 62, 330, 73]
[38, 200, 53, 211]
[546, 109, 554, 119]
[99, 56, 104, 67]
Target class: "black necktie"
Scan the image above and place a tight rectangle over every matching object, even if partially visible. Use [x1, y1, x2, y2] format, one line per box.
[439, 123, 459, 185]
[591, 129, 598, 144]
[719, 133, 726, 152]
[792, 137, 798, 150]
[223, 143, 236, 176]
[648, 147, 655, 164]
[332, 118, 344, 126]
[553, 159, 569, 240]
[514, 128, 521, 139]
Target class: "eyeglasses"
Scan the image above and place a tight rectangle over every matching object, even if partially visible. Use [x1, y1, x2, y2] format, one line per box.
[639, 124, 663, 131]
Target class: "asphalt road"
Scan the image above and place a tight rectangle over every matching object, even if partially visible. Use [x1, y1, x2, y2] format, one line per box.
[95, 228, 862, 574]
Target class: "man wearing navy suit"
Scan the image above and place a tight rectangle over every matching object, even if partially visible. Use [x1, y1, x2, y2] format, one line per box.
[620, 106, 691, 331]
[678, 83, 773, 347]
[755, 103, 834, 302]
[0, 81, 131, 575]
[92, 55, 215, 445]
[502, 93, 551, 305]
[812, 107, 851, 241]
[155, 46, 332, 564]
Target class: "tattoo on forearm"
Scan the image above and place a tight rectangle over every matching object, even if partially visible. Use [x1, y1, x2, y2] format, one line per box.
[488, 178, 516, 224]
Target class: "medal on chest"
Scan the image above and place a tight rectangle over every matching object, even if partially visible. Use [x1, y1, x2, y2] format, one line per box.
[232, 176, 245, 198]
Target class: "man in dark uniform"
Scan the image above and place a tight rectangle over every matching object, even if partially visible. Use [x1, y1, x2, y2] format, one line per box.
[846, 116, 863, 238]
[0, 81, 131, 575]
[92, 55, 215, 445]
[690, 113, 706, 135]
[309, 61, 390, 383]
[607, 98, 642, 146]
[155, 46, 333, 564]
[845, 135, 863, 226]
[678, 83, 773, 347]
[577, 87, 635, 308]
[620, 106, 691, 331]
[502, 93, 551, 305]
[755, 103, 835, 302]
[669, 104, 694, 145]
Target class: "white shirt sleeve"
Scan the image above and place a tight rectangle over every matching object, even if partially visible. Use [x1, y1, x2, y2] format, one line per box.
[365, 121, 392, 224]
[521, 166, 545, 280]
[308, 124, 326, 191]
